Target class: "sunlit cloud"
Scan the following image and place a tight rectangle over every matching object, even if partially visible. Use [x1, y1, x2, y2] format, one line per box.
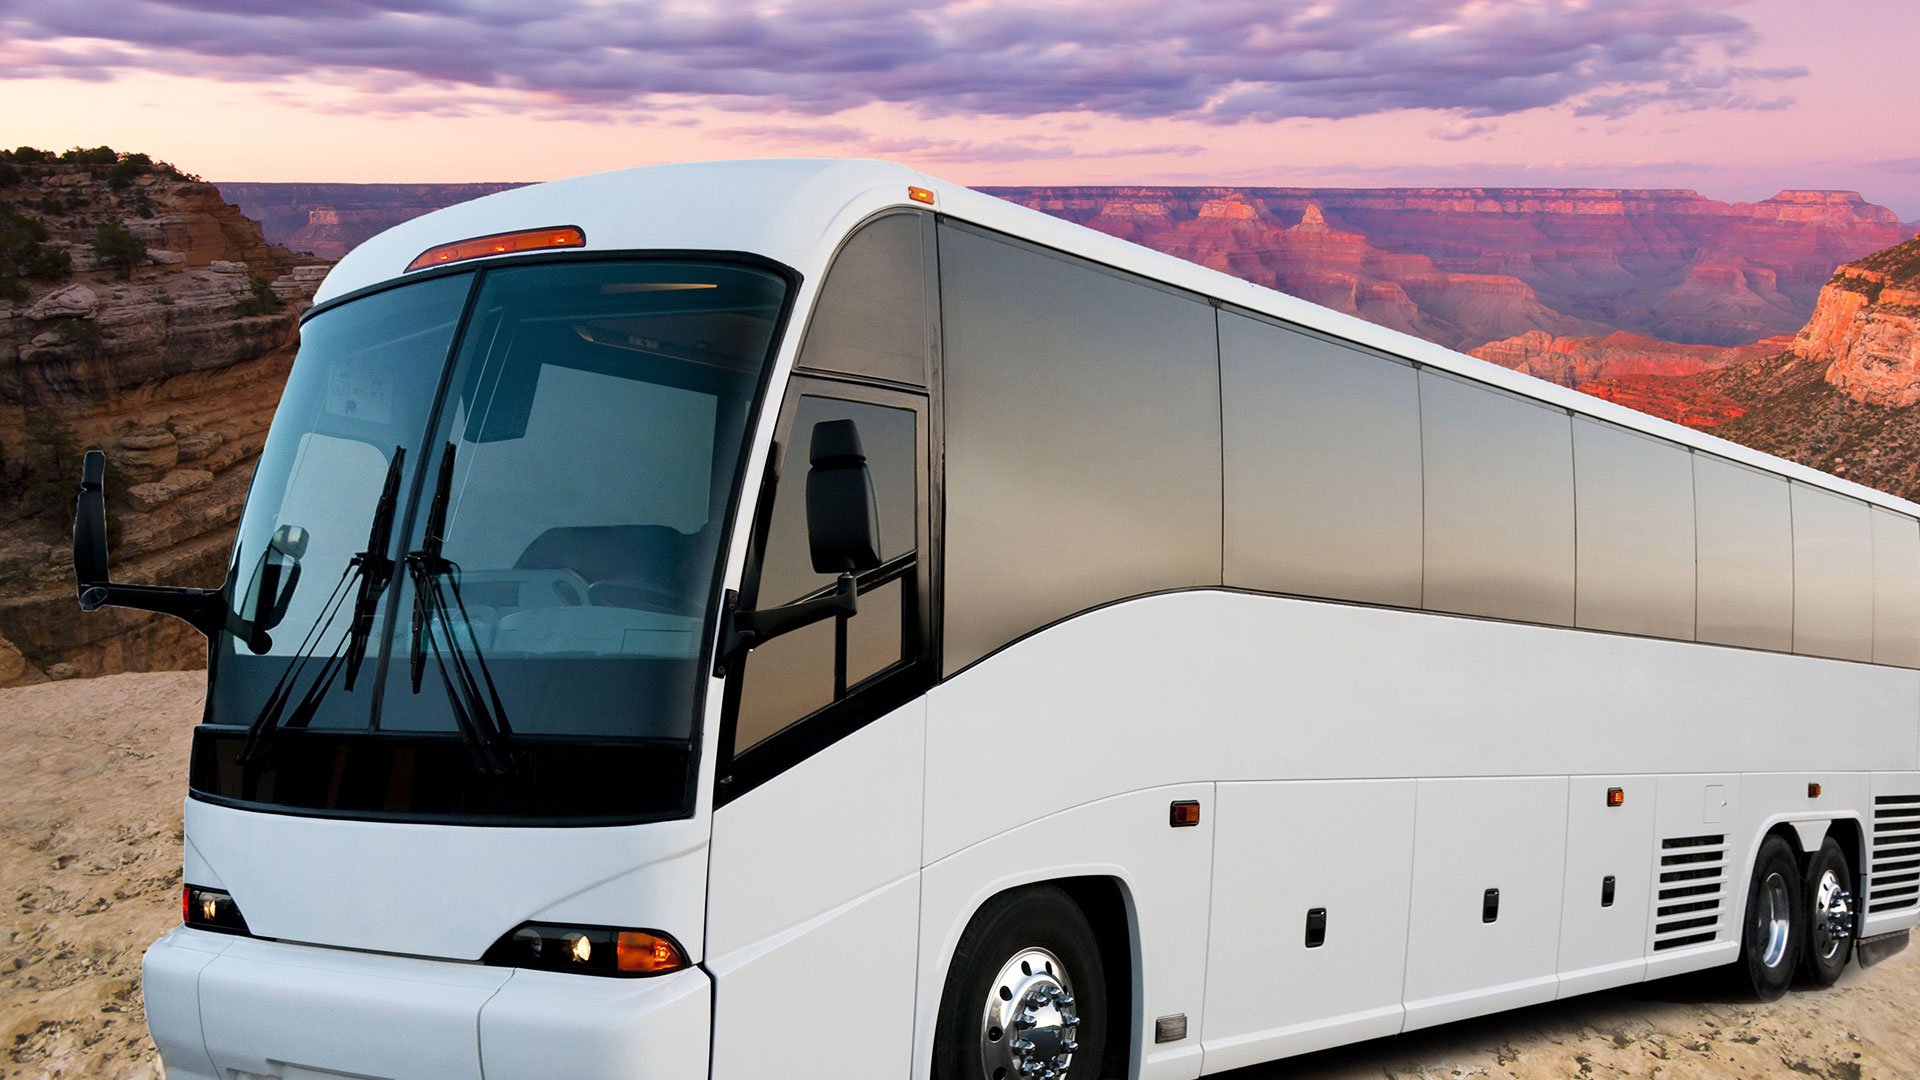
[0, 0, 1804, 125]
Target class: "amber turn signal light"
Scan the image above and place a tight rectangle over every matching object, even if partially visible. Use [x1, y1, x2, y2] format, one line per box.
[1808, 783, 1822, 798]
[405, 226, 585, 272]
[1170, 800, 1202, 827]
[1607, 787, 1625, 808]
[617, 930, 687, 975]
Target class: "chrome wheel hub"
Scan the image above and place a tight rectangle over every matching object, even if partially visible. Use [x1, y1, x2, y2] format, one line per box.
[1759, 871, 1794, 968]
[1813, 868, 1855, 961]
[980, 947, 1080, 1080]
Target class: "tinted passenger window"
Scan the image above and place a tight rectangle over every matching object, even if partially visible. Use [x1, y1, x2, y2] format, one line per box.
[733, 395, 921, 753]
[1872, 508, 1920, 667]
[798, 212, 936, 387]
[1791, 483, 1873, 661]
[940, 223, 1221, 671]
[1420, 371, 1574, 625]
[1220, 311, 1422, 607]
[1693, 455, 1793, 651]
[1573, 418, 1695, 639]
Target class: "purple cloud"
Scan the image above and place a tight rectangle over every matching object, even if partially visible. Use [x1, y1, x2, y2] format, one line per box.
[0, 0, 1805, 123]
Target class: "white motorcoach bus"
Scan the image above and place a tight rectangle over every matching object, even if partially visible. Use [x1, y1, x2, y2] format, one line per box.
[75, 160, 1920, 1080]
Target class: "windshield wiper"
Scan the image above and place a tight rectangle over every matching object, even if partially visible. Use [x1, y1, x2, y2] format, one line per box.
[406, 444, 516, 777]
[238, 447, 405, 765]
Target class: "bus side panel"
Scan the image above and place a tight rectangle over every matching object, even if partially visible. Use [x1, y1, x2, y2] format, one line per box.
[1643, 774, 1743, 980]
[1866, 771, 1920, 937]
[1401, 777, 1568, 1031]
[912, 784, 1214, 1080]
[923, 593, 1920, 870]
[706, 700, 926, 1080]
[1556, 775, 1655, 998]
[1199, 780, 1414, 1073]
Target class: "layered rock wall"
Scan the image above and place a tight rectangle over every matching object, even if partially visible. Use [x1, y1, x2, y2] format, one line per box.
[0, 160, 329, 683]
[1796, 237, 1920, 407]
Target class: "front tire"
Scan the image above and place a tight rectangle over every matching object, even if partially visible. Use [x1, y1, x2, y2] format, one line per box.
[1736, 835, 1804, 1001]
[933, 885, 1109, 1080]
[1798, 835, 1856, 987]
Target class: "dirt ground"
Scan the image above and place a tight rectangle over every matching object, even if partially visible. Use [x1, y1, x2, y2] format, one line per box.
[2, 672, 1918, 1079]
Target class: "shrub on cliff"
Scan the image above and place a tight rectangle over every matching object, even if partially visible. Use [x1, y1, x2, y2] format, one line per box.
[237, 275, 283, 316]
[62, 146, 119, 167]
[93, 221, 147, 279]
[1, 206, 72, 302]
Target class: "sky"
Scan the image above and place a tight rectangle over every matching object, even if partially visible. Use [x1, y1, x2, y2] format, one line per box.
[3, 0, 1918, 217]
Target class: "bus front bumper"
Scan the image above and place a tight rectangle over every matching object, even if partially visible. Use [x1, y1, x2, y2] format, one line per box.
[142, 927, 711, 1080]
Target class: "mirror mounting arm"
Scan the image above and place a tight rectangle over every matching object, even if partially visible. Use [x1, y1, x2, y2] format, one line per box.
[713, 573, 858, 678]
[78, 582, 224, 636]
[72, 449, 227, 638]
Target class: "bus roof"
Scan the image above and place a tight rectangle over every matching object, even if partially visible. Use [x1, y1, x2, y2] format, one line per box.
[317, 157, 1920, 521]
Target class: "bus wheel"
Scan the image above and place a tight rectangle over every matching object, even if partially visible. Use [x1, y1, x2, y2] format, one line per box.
[933, 885, 1108, 1080]
[1798, 836, 1856, 988]
[1736, 835, 1803, 1002]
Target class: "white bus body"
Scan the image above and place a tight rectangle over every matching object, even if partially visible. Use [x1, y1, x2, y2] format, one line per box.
[116, 160, 1920, 1080]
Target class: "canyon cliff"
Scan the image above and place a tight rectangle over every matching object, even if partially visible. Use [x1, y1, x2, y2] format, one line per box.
[0, 150, 329, 685]
[1580, 235, 1920, 499]
[219, 182, 526, 260]
[221, 181, 1910, 351]
[993, 186, 1908, 347]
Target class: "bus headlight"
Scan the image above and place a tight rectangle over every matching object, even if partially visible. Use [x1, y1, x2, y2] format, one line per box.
[483, 923, 688, 977]
[182, 884, 252, 936]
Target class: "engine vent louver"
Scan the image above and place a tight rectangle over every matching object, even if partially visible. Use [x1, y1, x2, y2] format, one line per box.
[1653, 834, 1727, 951]
[1870, 795, 1920, 913]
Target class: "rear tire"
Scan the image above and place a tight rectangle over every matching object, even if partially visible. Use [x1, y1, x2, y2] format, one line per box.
[933, 885, 1109, 1080]
[1736, 835, 1804, 1002]
[1798, 835, 1856, 988]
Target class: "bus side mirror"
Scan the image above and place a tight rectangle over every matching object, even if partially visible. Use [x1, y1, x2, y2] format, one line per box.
[73, 449, 225, 636]
[804, 418, 882, 574]
[714, 419, 884, 676]
[239, 524, 309, 653]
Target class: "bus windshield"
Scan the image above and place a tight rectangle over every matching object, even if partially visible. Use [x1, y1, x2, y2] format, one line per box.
[193, 258, 789, 823]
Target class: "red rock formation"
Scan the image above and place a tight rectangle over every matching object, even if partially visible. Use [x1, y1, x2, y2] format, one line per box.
[1471, 331, 1789, 390]
[1580, 374, 1749, 428]
[1794, 237, 1920, 407]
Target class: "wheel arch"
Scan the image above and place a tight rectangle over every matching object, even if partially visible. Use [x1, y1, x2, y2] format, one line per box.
[928, 873, 1141, 1079]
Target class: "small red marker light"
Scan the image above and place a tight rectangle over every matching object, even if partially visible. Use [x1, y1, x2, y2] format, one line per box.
[1170, 800, 1201, 827]
[1808, 783, 1822, 799]
[907, 185, 936, 206]
[1607, 787, 1625, 808]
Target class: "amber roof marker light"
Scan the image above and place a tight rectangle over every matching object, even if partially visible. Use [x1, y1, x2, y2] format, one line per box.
[405, 226, 586, 272]
[908, 185, 936, 206]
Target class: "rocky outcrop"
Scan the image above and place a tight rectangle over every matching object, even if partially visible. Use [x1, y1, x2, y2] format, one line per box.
[1471, 330, 1789, 390]
[1795, 237, 1920, 407]
[1569, 236, 1920, 500]
[0, 155, 330, 679]
[1103, 196, 1601, 350]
